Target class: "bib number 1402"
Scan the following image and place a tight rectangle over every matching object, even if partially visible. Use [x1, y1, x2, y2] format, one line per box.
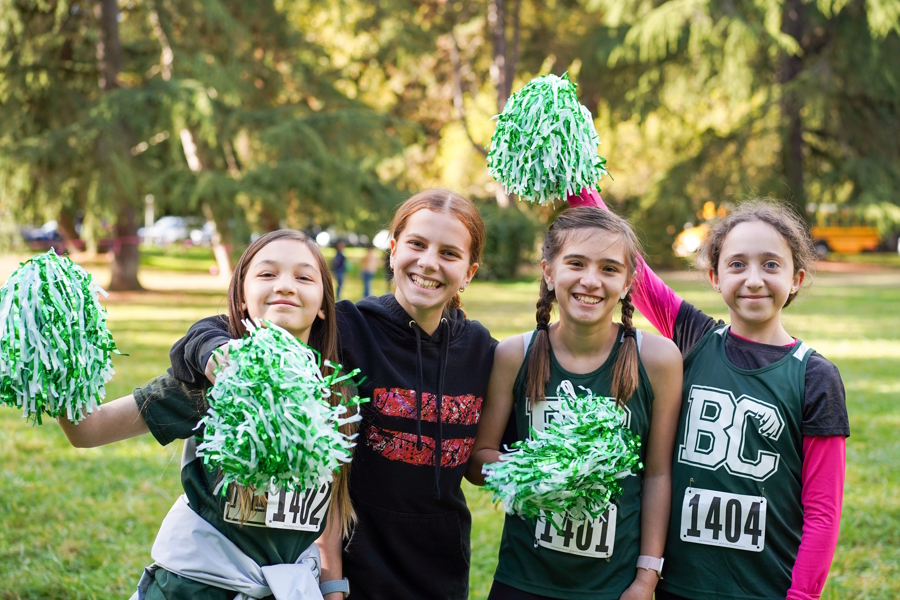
[680, 487, 766, 552]
[265, 483, 331, 531]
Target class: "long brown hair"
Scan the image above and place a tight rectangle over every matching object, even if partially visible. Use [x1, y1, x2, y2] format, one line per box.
[697, 198, 816, 308]
[226, 229, 356, 537]
[388, 189, 486, 311]
[525, 207, 644, 408]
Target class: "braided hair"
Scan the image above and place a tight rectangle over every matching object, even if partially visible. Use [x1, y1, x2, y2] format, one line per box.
[525, 207, 644, 408]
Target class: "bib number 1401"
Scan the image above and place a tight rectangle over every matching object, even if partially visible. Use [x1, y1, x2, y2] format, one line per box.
[680, 487, 766, 552]
[534, 506, 617, 558]
[265, 483, 331, 531]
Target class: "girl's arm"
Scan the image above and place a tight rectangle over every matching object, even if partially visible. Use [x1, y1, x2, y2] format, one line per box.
[465, 335, 526, 485]
[58, 395, 149, 448]
[620, 333, 683, 600]
[787, 435, 846, 600]
[169, 315, 232, 384]
[316, 504, 345, 600]
[567, 189, 684, 339]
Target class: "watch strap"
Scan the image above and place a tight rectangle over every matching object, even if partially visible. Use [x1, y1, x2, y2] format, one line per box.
[636, 555, 664, 577]
[319, 578, 350, 597]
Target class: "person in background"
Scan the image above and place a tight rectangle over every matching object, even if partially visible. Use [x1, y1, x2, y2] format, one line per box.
[331, 239, 347, 300]
[361, 244, 379, 297]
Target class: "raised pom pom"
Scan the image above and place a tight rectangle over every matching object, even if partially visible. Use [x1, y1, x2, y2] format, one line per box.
[487, 73, 609, 205]
[0, 249, 119, 425]
[482, 384, 641, 523]
[197, 320, 365, 495]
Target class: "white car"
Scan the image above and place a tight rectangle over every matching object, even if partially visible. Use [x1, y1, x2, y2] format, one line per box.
[138, 216, 197, 246]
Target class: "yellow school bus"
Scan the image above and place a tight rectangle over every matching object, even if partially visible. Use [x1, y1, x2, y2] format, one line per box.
[672, 202, 883, 258]
[809, 225, 880, 257]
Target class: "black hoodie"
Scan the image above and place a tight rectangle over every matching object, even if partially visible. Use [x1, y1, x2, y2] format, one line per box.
[169, 294, 498, 600]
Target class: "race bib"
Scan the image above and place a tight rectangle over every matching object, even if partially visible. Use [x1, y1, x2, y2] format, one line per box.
[680, 487, 766, 552]
[534, 506, 617, 558]
[265, 482, 332, 531]
[223, 484, 267, 527]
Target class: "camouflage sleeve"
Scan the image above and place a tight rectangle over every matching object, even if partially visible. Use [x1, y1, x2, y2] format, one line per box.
[133, 372, 209, 446]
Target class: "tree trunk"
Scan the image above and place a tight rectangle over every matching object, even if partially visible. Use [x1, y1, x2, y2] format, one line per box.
[56, 206, 83, 255]
[202, 202, 233, 281]
[108, 203, 142, 291]
[97, 0, 143, 290]
[780, 0, 806, 217]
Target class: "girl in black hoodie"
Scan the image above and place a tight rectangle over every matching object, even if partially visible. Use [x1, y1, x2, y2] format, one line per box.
[170, 189, 496, 600]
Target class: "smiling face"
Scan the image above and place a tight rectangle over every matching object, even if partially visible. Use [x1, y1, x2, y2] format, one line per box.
[389, 208, 478, 329]
[241, 239, 326, 343]
[542, 228, 633, 327]
[710, 220, 804, 341]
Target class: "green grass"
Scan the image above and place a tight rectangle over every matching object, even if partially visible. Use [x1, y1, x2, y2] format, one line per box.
[1, 261, 898, 599]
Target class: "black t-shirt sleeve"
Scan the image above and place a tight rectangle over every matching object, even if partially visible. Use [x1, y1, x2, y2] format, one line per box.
[169, 315, 232, 384]
[802, 352, 850, 437]
[673, 301, 721, 358]
[134, 372, 209, 446]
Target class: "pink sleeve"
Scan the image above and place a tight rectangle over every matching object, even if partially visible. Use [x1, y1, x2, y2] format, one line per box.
[566, 188, 683, 339]
[786, 436, 846, 600]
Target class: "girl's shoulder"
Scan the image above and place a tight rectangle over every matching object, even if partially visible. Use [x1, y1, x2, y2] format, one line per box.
[636, 328, 682, 372]
[494, 332, 528, 373]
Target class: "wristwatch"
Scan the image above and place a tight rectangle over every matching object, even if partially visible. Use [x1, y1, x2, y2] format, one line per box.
[319, 578, 350, 598]
[636, 555, 665, 579]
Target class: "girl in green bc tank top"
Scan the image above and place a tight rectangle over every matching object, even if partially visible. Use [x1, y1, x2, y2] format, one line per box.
[57, 230, 354, 600]
[468, 207, 683, 600]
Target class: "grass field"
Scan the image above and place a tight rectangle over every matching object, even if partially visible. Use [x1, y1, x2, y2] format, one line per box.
[1, 253, 898, 599]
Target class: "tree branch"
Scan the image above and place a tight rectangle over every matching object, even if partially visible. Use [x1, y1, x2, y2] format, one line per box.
[147, 8, 173, 81]
[449, 32, 488, 158]
[506, 0, 522, 103]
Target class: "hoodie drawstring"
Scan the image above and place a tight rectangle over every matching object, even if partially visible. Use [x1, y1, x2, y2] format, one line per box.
[434, 317, 450, 499]
[408, 317, 452, 500]
[411, 320, 425, 451]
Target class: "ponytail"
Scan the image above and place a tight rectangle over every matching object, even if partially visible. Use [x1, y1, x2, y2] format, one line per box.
[610, 289, 640, 408]
[525, 280, 556, 407]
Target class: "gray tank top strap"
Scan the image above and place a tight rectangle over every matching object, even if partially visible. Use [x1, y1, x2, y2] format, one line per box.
[619, 328, 644, 351]
[522, 330, 534, 353]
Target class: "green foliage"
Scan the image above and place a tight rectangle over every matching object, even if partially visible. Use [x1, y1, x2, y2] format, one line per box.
[583, 0, 900, 246]
[0, 0, 407, 278]
[477, 201, 543, 280]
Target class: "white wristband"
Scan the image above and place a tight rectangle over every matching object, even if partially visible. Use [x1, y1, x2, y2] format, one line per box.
[636, 555, 664, 579]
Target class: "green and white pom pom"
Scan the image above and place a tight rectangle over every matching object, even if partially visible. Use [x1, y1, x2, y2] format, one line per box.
[0, 249, 119, 425]
[482, 385, 641, 523]
[197, 320, 365, 495]
[487, 73, 609, 205]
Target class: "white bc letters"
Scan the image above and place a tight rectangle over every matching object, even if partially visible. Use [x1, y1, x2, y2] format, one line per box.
[678, 385, 784, 481]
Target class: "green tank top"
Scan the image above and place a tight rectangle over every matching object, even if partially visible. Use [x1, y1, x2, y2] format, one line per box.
[658, 325, 811, 600]
[135, 374, 330, 570]
[493, 328, 654, 599]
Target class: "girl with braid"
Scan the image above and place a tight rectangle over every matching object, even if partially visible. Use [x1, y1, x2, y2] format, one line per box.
[468, 207, 683, 600]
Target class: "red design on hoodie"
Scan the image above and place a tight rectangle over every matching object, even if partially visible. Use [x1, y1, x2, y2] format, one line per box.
[366, 427, 475, 467]
[372, 387, 482, 425]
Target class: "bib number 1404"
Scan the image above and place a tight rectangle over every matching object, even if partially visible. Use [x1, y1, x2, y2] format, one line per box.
[680, 487, 766, 552]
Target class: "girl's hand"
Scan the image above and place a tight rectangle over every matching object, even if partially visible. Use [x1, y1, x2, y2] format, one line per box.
[618, 570, 657, 600]
[205, 344, 230, 384]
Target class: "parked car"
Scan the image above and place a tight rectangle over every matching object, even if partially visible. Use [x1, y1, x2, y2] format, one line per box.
[138, 216, 202, 246]
[21, 221, 65, 251]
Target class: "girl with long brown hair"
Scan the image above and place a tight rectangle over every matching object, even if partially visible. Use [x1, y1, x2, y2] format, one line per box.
[59, 230, 353, 599]
[468, 207, 683, 600]
[170, 189, 497, 599]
